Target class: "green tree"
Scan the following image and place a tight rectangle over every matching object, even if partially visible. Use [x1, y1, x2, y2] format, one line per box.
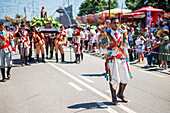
[125, 0, 170, 12]
[78, 0, 118, 16]
[106, 0, 119, 10]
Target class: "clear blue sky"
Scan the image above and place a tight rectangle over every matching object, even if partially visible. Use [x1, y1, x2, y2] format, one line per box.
[0, 0, 125, 20]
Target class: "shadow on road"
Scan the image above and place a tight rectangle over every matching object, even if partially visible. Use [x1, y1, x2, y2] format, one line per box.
[67, 102, 111, 112]
[81, 73, 105, 77]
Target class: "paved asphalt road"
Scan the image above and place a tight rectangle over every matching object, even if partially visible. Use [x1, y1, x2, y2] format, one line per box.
[0, 48, 170, 113]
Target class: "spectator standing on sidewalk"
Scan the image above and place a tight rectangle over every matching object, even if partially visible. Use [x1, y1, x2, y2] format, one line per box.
[146, 35, 160, 67]
[128, 28, 134, 47]
[135, 31, 146, 63]
[158, 29, 170, 70]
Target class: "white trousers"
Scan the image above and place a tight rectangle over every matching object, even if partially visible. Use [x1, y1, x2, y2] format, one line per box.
[108, 59, 130, 90]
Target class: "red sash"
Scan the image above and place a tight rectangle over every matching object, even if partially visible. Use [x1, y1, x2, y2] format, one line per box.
[0, 35, 11, 52]
[107, 33, 124, 53]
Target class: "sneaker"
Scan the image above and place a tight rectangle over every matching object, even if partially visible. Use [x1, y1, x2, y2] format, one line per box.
[164, 67, 168, 70]
[158, 67, 164, 70]
[145, 64, 151, 67]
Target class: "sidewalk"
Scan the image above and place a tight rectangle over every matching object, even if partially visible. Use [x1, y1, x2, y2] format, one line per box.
[130, 58, 170, 75]
[84, 50, 170, 75]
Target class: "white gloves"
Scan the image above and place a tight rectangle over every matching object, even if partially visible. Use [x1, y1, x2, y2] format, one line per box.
[111, 51, 117, 56]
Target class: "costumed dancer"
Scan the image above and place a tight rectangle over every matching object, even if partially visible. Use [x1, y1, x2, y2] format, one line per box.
[31, 26, 46, 63]
[0, 22, 15, 82]
[16, 24, 30, 66]
[100, 17, 132, 105]
[54, 26, 66, 63]
[73, 25, 81, 63]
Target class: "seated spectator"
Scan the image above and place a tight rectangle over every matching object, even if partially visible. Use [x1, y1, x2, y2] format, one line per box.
[145, 35, 160, 67]
[158, 29, 170, 70]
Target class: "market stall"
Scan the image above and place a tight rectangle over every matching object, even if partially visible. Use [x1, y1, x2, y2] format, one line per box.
[134, 6, 164, 27]
[121, 12, 145, 26]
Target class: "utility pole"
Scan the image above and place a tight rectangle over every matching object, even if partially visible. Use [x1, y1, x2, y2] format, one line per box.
[109, 0, 111, 19]
[24, 7, 26, 15]
[68, 0, 69, 7]
[32, 0, 34, 18]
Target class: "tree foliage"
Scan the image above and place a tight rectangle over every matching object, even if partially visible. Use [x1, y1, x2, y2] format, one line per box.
[78, 0, 118, 16]
[125, 0, 170, 12]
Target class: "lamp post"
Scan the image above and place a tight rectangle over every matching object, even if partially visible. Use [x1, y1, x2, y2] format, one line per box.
[56, 7, 72, 26]
[109, 0, 111, 19]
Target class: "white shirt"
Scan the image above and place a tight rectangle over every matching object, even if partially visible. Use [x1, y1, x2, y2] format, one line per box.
[66, 28, 73, 37]
[128, 32, 133, 41]
[80, 31, 85, 39]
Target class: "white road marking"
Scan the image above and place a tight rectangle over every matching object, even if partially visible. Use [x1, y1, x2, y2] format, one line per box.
[68, 82, 83, 91]
[105, 90, 110, 93]
[49, 63, 136, 113]
[139, 70, 165, 78]
[79, 76, 94, 83]
[96, 102, 118, 113]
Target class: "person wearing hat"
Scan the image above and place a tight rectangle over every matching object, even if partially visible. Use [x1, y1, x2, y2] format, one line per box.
[31, 26, 46, 63]
[162, 22, 169, 30]
[16, 24, 30, 66]
[100, 17, 132, 105]
[0, 22, 15, 82]
[41, 6, 47, 18]
[54, 25, 66, 63]
[73, 25, 81, 63]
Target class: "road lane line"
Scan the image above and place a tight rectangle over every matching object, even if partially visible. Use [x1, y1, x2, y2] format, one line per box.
[139, 70, 165, 77]
[49, 63, 136, 113]
[68, 82, 83, 91]
[105, 90, 110, 93]
[96, 102, 118, 113]
[79, 76, 94, 83]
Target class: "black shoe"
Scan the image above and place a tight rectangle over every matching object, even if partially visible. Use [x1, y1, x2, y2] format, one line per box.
[55, 53, 58, 63]
[61, 54, 65, 62]
[6, 67, 11, 80]
[25, 56, 31, 66]
[42, 54, 46, 63]
[1, 68, 6, 82]
[49, 51, 53, 59]
[25, 62, 31, 66]
[0, 79, 6, 82]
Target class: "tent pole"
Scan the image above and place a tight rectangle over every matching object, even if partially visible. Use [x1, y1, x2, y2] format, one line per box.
[132, 17, 134, 27]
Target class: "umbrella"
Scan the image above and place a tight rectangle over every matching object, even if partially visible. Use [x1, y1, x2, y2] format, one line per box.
[165, 12, 170, 18]
[98, 8, 132, 14]
[134, 6, 164, 13]
[122, 12, 145, 18]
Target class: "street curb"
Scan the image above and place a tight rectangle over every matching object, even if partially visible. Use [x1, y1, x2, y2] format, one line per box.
[84, 51, 170, 75]
[131, 64, 170, 75]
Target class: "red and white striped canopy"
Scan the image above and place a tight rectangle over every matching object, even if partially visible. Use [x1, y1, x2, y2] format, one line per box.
[134, 6, 164, 13]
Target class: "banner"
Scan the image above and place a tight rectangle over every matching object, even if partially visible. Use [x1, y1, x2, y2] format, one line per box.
[5, 15, 27, 24]
[146, 11, 151, 28]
